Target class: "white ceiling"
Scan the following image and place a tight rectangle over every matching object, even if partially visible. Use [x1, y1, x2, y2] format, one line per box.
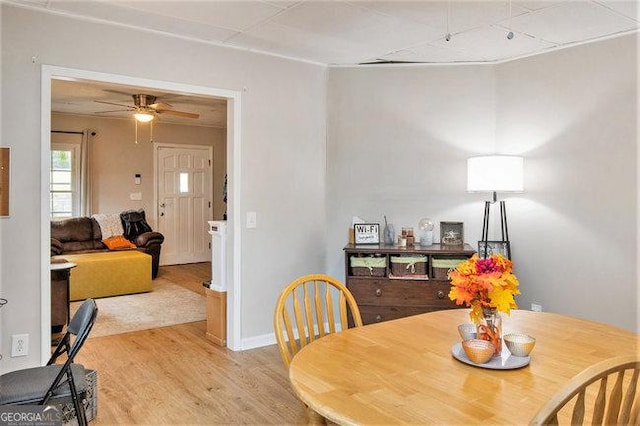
[15, 0, 638, 126]
[10, 0, 639, 65]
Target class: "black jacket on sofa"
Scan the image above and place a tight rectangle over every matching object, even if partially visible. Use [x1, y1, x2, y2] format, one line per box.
[50, 216, 164, 278]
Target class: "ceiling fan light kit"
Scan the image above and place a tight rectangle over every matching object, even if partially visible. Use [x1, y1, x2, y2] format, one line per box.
[134, 111, 154, 122]
[134, 117, 153, 144]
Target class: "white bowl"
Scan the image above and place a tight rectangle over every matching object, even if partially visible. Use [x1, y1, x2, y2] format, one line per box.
[504, 333, 536, 357]
[458, 323, 477, 341]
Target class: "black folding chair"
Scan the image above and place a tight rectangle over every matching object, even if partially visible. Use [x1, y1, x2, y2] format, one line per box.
[0, 298, 98, 425]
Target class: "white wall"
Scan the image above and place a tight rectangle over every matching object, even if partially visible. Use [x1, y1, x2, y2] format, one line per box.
[0, 5, 326, 370]
[326, 65, 497, 278]
[326, 35, 637, 333]
[496, 34, 638, 332]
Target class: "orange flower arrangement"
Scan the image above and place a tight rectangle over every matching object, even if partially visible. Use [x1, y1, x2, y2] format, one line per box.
[448, 254, 520, 325]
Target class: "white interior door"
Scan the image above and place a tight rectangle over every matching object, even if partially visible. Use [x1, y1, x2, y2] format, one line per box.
[156, 144, 212, 265]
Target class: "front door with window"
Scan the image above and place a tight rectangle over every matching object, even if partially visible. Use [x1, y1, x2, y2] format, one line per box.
[156, 144, 212, 265]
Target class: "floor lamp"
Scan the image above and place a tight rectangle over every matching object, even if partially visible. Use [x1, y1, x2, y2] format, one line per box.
[467, 155, 523, 259]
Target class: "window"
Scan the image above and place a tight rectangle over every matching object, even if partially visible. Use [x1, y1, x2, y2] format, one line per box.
[50, 143, 80, 218]
[179, 172, 189, 193]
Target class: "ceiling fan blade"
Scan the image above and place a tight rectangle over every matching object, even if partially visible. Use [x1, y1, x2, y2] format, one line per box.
[94, 100, 135, 109]
[94, 109, 131, 114]
[156, 109, 200, 119]
[103, 88, 139, 97]
[149, 102, 173, 110]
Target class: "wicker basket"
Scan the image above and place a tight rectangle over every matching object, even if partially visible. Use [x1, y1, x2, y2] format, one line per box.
[390, 255, 427, 277]
[432, 257, 468, 279]
[350, 256, 386, 277]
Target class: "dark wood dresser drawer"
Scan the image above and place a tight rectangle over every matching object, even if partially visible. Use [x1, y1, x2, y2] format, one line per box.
[358, 306, 429, 324]
[348, 278, 454, 307]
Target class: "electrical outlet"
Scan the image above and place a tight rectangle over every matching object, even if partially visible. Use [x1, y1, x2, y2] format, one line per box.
[531, 303, 543, 312]
[11, 334, 28, 357]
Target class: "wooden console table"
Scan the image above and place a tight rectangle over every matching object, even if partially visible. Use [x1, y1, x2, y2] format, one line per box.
[50, 260, 76, 333]
[344, 243, 475, 324]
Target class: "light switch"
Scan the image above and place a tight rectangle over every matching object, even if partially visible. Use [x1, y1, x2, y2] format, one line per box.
[135, 174, 141, 185]
[246, 211, 257, 229]
[130, 192, 142, 201]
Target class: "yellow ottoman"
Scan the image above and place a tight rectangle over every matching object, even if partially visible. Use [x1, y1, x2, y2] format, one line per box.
[53, 251, 152, 301]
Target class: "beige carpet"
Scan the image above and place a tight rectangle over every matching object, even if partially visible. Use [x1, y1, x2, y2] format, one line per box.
[70, 278, 206, 338]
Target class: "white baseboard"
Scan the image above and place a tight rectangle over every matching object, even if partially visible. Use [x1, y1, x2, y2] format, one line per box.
[240, 332, 276, 350]
[238, 320, 340, 351]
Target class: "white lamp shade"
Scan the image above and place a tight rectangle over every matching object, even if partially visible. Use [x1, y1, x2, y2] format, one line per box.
[467, 155, 523, 192]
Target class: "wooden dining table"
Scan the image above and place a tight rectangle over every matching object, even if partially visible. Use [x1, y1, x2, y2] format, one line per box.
[289, 309, 639, 425]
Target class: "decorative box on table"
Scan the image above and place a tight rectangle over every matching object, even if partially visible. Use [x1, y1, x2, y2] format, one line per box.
[390, 255, 427, 278]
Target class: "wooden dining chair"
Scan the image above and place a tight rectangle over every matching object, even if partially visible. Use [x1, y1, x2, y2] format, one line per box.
[530, 355, 640, 425]
[273, 274, 363, 368]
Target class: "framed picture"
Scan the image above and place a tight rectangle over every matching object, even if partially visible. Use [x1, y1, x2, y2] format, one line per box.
[478, 241, 511, 259]
[354, 223, 380, 244]
[0, 147, 9, 217]
[440, 221, 463, 246]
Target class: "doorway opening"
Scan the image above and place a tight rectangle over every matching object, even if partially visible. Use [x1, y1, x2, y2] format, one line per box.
[40, 66, 243, 363]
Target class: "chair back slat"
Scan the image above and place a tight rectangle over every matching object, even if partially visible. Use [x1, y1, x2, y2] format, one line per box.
[274, 274, 363, 367]
[313, 281, 326, 337]
[302, 284, 316, 343]
[530, 356, 640, 426]
[629, 390, 640, 424]
[292, 288, 307, 348]
[570, 390, 585, 425]
[591, 378, 607, 424]
[281, 309, 297, 364]
[619, 368, 639, 424]
[325, 284, 336, 334]
[338, 292, 348, 331]
[605, 371, 625, 424]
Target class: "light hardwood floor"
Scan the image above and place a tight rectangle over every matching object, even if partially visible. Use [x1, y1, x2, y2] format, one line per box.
[156, 262, 211, 296]
[75, 263, 309, 425]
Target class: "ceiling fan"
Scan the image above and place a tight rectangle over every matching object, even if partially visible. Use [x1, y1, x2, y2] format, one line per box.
[94, 94, 200, 122]
[95, 93, 200, 144]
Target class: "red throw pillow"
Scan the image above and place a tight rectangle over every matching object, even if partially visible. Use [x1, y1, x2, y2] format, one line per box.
[103, 235, 136, 250]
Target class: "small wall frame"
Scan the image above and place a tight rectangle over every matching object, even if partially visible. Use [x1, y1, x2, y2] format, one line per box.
[440, 221, 463, 246]
[354, 223, 380, 244]
[478, 241, 511, 259]
[0, 147, 10, 217]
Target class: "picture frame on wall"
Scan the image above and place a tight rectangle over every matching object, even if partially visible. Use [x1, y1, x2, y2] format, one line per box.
[354, 223, 380, 244]
[440, 221, 463, 246]
[0, 147, 9, 217]
[478, 241, 511, 259]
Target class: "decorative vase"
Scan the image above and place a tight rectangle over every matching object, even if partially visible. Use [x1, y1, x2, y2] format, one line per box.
[383, 223, 395, 245]
[477, 308, 502, 356]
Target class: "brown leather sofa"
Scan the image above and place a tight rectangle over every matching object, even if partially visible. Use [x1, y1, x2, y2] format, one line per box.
[50, 216, 164, 278]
